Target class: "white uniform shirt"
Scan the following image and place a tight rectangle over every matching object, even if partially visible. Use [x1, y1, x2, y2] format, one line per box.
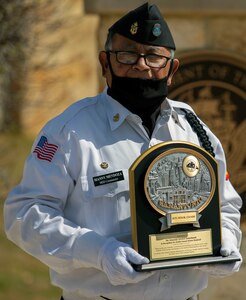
[4, 90, 242, 300]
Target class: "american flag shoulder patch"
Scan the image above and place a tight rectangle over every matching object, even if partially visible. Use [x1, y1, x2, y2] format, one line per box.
[33, 135, 58, 162]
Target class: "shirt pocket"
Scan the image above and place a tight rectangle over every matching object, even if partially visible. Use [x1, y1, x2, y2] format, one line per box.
[80, 169, 131, 236]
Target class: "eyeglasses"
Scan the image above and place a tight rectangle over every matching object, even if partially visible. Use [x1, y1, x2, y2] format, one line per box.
[107, 51, 172, 68]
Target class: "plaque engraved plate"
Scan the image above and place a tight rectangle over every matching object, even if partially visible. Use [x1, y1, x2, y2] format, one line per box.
[149, 229, 212, 260]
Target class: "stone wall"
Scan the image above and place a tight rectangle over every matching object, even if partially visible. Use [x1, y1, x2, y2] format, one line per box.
[21, 0, 99, 135]
[2, 0, 245, 135]
[84, 0, 246, 89]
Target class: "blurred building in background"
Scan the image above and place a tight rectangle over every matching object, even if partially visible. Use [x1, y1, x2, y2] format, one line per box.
[0, 0, 245, 209]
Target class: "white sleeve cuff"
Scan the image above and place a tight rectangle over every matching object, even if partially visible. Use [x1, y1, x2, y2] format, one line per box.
[222, 227, 238, 248]
[72, 229, 109, 270]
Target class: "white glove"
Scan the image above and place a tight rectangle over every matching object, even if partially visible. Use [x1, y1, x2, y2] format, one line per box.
[194, 228, 242, 278]
[98, 237, 154, 285]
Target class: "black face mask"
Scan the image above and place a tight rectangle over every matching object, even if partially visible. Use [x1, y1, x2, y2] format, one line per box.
[107, 74, 168, 116]
[106, 54, 171, 134]
[106, 51, 169, 116]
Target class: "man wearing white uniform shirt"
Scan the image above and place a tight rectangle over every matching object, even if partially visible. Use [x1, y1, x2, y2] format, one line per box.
[4, 3, 242, 300]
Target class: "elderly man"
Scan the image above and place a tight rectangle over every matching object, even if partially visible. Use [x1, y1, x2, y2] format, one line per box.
[4, 3, 242, 300]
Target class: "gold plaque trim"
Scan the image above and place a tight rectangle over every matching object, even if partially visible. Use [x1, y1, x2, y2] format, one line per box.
[129, 141, 216, 172]
[129, 172, 139, 252]
[129, 141, 219, 253]
[144, 146, 216, 216]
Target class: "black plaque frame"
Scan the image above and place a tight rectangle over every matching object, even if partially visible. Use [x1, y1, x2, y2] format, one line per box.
[129, 141, 240, 271]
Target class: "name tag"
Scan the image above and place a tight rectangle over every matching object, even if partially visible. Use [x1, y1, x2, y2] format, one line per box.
[93, 171, 124, 186]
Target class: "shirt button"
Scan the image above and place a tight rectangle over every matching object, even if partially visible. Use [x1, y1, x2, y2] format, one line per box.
[100, 162, 109, 169]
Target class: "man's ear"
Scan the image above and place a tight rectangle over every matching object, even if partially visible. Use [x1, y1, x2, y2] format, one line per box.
[99, 51, 109, 77]
[167, 58, 179, 86]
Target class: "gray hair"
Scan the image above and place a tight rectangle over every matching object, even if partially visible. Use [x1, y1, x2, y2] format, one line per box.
[104, 31, 175, 58]
[104, 30, 114, 51]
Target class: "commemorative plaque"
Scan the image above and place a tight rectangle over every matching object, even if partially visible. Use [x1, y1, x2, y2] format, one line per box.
[129, 141, 240, 271]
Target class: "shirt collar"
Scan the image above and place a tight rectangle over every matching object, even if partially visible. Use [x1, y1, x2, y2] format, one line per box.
[103, 89, 131, 131]
[103, 90, 185, 131]
[161, 98, 185, 130]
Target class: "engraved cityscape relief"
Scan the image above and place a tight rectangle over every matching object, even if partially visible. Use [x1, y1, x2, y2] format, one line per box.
[145, 153, 212, 215]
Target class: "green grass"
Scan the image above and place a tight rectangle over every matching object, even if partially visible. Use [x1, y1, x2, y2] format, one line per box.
[0, 134, 60, 300]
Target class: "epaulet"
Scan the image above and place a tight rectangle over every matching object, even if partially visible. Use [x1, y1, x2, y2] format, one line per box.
[166, 99, 215, 156]
[167, 98, 195, 114]
[173, 106, 193, 116]
[43, 96, 98, 135]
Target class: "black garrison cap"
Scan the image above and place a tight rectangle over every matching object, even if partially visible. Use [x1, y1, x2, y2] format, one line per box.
[108, 2, 176, 50]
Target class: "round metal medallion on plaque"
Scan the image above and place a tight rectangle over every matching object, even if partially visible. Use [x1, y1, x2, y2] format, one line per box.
[144, 148, 215, 218]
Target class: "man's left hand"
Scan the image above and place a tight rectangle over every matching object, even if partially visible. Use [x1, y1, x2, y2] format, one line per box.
[194, 227, 242, 278]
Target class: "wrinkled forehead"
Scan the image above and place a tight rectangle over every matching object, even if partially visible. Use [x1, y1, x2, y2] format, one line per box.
[112, 33, 171, 54]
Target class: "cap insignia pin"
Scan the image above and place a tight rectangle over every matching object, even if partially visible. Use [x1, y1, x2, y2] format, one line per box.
[152, 23, 162, 37]
[130, 22, 138, 35]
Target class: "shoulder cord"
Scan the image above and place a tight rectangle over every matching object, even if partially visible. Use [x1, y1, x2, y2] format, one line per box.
[180, 108, 215, 157]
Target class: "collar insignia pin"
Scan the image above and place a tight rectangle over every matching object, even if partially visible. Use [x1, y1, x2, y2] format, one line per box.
[113, 113, 120, 122]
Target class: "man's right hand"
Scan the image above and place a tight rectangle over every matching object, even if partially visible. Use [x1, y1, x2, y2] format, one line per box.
[98, 238, 154, 285]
